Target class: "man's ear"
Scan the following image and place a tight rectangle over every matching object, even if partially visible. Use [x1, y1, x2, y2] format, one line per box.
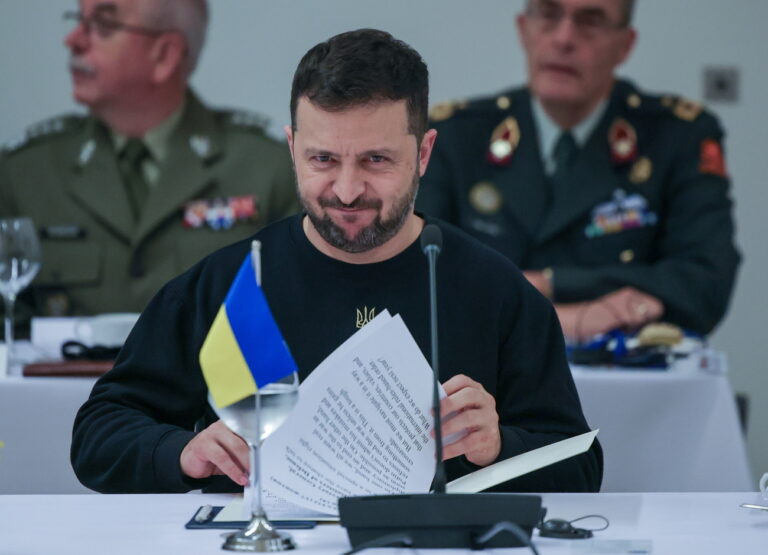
[150, 32, 186, 83]
[616, 27, 637, 66]
[515, 13, 530, 52]
[418, 129, 438, 176]
[284, 125, 295, 163]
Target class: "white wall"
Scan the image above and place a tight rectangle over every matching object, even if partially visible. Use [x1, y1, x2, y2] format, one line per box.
[2, 1, 767, 482]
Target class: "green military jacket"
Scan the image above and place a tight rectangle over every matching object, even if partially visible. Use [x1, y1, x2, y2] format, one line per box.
[0, 90, 298, 316]
[417, 79, 740, 334]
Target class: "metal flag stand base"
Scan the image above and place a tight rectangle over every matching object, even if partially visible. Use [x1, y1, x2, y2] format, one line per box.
[222, 514, 296, 552]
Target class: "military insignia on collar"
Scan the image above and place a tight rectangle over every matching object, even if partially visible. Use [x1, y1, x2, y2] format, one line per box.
[608, 118, 638, 165]
[629, 156, 652, 184]
[469, 181, 503, 215]
[183, 195, 259, 230]
[78, 139, 96, 166]
[356, 306, 376, 329]
[673, 98, 703, 122]
[487, 117, 520, 166]
[189, 135, 211, 158]
[699, 139, 727, 177]
[585, 189, 658, 238]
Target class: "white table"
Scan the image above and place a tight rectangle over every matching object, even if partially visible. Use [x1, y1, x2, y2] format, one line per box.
[0, 359, 753, 494]
[0, 376, 95, 494]
[1, 491, 765, 554]
[572, 366, 753, 492]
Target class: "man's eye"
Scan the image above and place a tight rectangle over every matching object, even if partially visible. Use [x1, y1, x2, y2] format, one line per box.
[539, 5, 562, 21]
[312, 155, 332, 163]
[575, 13, 608, 29]
[368, 155, 387, 163]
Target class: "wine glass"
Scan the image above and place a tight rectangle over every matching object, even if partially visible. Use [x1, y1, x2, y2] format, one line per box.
[0, 218, 42, 375]
[209, 371, 300, 552]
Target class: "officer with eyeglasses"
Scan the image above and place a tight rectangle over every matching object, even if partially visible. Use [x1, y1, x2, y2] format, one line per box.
[0, 0, 297, 318]
[417, 0, 740, 342]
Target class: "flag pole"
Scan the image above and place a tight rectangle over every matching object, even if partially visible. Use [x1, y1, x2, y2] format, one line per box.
[251, 240, 262, 287]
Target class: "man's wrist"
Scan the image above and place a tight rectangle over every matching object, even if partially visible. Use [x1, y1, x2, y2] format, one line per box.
[541, 267, 554, 299]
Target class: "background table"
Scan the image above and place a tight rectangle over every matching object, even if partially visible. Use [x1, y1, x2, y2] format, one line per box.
[0, 361, 753, 494]
[572, 366, 753, 492]
[1, 491, 766, 554]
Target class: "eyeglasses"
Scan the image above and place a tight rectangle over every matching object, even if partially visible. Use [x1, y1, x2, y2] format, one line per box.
[63, 10, 165, 39]
[527, 1, 626, 38]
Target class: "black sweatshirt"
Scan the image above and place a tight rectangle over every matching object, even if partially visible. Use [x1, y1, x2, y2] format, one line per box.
[72, 214, 602, 493]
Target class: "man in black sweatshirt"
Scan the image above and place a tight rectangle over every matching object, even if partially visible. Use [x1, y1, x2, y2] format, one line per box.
[72, 29, 602, 494]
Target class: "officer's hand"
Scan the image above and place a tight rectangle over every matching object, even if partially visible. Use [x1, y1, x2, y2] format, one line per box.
[180, 420, 250, 486]
[601, 287, 664, 329]
[523, 270, 553, 299]
[439, 374, 501, 467]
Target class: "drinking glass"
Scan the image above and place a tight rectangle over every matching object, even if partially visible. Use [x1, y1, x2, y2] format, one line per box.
[0, 218, 42, 373]
[209, 371, 300, 551]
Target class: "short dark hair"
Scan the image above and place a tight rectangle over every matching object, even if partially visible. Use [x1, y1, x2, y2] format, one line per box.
[290, 29, 429, 140]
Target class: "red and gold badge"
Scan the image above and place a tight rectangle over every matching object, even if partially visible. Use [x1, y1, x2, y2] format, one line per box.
[699, 139, 727, 177]
[487, 117, 520, 166]
[608, 118, 638, 165]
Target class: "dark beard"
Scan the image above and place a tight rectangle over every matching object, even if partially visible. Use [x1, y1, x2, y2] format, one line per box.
[300, 172, 419, 254]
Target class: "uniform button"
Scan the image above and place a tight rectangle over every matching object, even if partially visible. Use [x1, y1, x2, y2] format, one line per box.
[620, 249, 635, 263]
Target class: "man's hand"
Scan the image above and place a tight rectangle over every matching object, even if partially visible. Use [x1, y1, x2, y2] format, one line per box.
[439, 374, 501, 467]
[180, 420, 250, 486]
[556, 286, 664, 342]
[523, 269, 553, 299]
[600, 287, 663, 329]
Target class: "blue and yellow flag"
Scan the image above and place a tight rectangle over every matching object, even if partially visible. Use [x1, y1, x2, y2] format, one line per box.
[199, 253, 297, 408]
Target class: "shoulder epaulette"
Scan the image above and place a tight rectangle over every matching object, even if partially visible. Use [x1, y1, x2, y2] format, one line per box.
[623, 88, 705, 123]
[429, 99, 467, 122]
[224, 109, 269, 133]
[429, 90, 520, 123]
[2, 114, 83, 155]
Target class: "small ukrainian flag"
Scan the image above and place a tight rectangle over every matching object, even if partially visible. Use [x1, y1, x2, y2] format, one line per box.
[199, 252, 297, 408]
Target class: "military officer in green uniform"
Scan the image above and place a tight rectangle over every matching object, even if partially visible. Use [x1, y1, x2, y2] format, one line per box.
[417, 0, 740, 341]
[0, 0, 297, 317]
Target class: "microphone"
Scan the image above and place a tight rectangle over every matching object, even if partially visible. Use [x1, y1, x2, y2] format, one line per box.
[420, 224, 447, 494]
[338, 223, 543, 550]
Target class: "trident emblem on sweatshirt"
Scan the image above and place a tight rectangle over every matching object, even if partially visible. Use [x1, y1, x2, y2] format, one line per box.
[356, 306, 376, 329]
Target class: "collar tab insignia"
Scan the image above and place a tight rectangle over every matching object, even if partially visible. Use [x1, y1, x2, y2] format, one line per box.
[608, 118, 638, 165]
[189, 134, 211, 159]
[78, 139, 96, 167]
[487, 117, 520, 166]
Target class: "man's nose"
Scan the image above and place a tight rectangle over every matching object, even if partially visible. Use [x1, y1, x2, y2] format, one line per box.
[551, 15, 579, 48]
[332, 164, 366, 205]
[64, 19, 90, 53]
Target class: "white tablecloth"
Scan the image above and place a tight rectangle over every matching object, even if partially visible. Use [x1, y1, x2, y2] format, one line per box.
[0, 356, 753, 494]
[572, 365, 753, 492]
[1, 491, 766, 554]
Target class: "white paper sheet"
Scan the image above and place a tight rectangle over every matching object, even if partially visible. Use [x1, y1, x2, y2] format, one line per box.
[261, 313, 438, 515]
[445, 429, 599, 494]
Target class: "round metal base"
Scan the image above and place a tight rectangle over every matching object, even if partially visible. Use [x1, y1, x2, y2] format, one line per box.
[222, 517, 296, 552]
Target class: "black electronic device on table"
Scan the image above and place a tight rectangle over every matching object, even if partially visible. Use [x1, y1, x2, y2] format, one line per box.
[338, 225, 544, 550]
